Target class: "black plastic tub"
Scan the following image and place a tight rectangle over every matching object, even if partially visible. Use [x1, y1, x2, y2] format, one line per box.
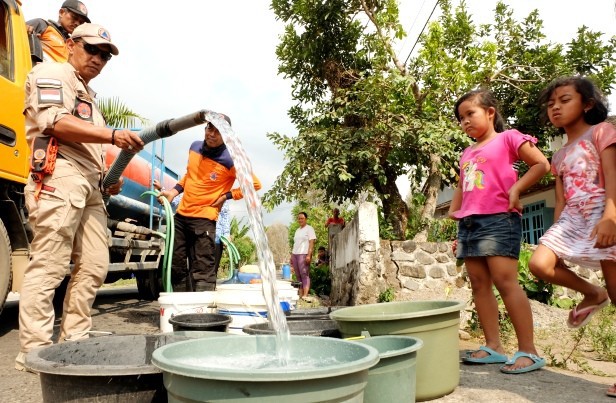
[25, 333, 228, 403]
[243, 319, 341, 338]
[168, 313, 232, 332]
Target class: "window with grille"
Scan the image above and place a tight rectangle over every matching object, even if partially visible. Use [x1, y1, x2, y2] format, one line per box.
[522, 201, 553, 245]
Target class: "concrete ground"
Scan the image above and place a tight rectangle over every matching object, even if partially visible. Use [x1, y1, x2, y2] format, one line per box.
[0, 286, 614, 402]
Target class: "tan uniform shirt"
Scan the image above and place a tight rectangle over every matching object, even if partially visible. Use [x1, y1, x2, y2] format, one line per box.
[24, 62, 106, 188]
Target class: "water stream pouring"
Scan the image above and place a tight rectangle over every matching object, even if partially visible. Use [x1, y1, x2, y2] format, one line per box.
[204, 112, 290, 345]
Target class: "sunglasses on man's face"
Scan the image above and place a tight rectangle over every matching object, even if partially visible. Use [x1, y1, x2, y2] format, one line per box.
[76, 41, 112, 62]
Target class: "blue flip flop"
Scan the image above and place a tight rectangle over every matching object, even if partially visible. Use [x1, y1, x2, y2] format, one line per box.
[463, 346, 508, 364]
[500, 351, 545, 374]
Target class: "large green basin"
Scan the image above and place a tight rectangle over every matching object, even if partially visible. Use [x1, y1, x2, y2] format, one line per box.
[152, 335, 380, 402]
[330, 300, 464, 401]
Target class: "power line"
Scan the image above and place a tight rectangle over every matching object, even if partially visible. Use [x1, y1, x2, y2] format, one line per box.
[397, 0, 428, 57]
[404, 0, 441, 66]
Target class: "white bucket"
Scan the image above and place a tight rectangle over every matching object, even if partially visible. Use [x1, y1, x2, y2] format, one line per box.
[158, 291, 217, 333]
[215, 283, 299, 334]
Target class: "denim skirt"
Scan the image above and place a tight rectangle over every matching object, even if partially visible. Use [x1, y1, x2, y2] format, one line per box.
[456, 213, 522, 259]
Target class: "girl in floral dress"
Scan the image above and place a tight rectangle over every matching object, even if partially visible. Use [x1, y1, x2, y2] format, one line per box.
[529, 76, 616, 397]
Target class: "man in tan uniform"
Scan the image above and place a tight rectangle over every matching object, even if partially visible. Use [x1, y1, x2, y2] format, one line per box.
[16, 23, 144, 372]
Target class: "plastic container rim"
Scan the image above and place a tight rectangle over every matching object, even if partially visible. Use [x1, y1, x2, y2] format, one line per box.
[330, 300, 465, 322]
[151, 335, 380, 381]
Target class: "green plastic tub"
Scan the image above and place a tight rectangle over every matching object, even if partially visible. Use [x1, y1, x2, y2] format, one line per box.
[152, 335, 380, 402]
[355, 335, 423, 403]
[331, 300, 464, 401]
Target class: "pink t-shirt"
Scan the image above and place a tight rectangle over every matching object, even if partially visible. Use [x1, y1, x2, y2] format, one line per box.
[453, 129, 538, 219]
[551, 122, 616, 204]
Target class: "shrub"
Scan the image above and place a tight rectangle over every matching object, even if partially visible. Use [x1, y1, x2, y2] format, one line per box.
[517, 246, 554, 304]
[378, 287, 395, 303]
[310, 264, 331, 296]
[517, 244, 574, 308]
[586, 304, 616, 362]
[427, 218, 458, 242]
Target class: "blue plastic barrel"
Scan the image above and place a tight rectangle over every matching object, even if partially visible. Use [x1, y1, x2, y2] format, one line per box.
[282, 264, 291, 280]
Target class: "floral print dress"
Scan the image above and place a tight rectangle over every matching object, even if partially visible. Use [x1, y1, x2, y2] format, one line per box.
[539, 122, 616, 267]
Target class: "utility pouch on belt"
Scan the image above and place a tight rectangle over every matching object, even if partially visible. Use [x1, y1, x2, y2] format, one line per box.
[30, 136, 59, 200]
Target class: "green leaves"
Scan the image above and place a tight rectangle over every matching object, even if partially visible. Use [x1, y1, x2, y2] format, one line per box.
[98, 97, 149, 129]
[219, 217, 256, 275]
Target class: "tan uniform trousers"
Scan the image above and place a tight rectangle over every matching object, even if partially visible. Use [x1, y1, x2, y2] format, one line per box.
[19, 160, 108, 352]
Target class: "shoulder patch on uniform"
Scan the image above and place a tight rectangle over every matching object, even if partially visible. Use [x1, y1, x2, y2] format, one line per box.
[75, 101, 92, 119]
[37, 88, 63, 105]
[73, 98, 93, 121]
[36, 77, 63, 105]
[36, 78, 62, 87]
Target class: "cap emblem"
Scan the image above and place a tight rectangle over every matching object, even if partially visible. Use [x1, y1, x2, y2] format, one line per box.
[98, 28, 111, 42]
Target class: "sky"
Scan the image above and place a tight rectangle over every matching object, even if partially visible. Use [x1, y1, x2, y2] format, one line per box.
[23, 0, 616, 227]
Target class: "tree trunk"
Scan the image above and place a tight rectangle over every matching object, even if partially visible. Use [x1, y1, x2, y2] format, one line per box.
[414, 153, 442, 242]
[375, 172, 409, 239]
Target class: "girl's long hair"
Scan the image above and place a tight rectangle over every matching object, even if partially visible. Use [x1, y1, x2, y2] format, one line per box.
[538, 76, 608, 125]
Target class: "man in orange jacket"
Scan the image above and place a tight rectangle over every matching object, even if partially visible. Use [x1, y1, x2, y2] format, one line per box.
[27, 0, 90, 63]
[159, 115, 261, 291]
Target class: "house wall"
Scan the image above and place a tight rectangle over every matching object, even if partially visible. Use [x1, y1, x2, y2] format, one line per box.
[523, 189, 556, 208]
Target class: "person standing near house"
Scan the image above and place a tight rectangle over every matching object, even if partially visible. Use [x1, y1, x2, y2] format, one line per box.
[325, 208, 345, 229]
[27, 0, 90, 63]
[158, 115, 261, 292]
[325, 207, 345, 254]
[290, 212, 316, 299]
[449, 89, 550, 374]
[316, 246, 329, 267]
[527, 76, 616, 398]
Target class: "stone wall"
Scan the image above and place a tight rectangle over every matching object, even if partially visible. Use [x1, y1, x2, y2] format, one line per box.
[329, 202, 604, 306]
[380, 239, 463, 297]
[329, 202, 465, 305]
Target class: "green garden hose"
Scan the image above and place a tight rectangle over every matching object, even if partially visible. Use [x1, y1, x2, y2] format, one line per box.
[141, 190, 174, 292]
[220, 235, 240, 281]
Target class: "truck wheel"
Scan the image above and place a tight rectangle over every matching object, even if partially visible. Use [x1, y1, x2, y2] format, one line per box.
[0, 220, 13, 316]
[136, 270, 162, 301]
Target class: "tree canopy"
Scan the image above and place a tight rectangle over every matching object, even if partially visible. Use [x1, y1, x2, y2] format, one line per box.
[266, 0, 616, 239]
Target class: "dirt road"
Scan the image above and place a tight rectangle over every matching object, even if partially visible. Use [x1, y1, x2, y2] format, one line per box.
[0, 287, 614, 402]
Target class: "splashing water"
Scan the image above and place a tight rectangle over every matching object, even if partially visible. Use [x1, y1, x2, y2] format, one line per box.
[205, 112, 290, 359]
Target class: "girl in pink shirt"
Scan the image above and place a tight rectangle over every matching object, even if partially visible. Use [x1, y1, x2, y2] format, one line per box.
[449, 89, 550, 374]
